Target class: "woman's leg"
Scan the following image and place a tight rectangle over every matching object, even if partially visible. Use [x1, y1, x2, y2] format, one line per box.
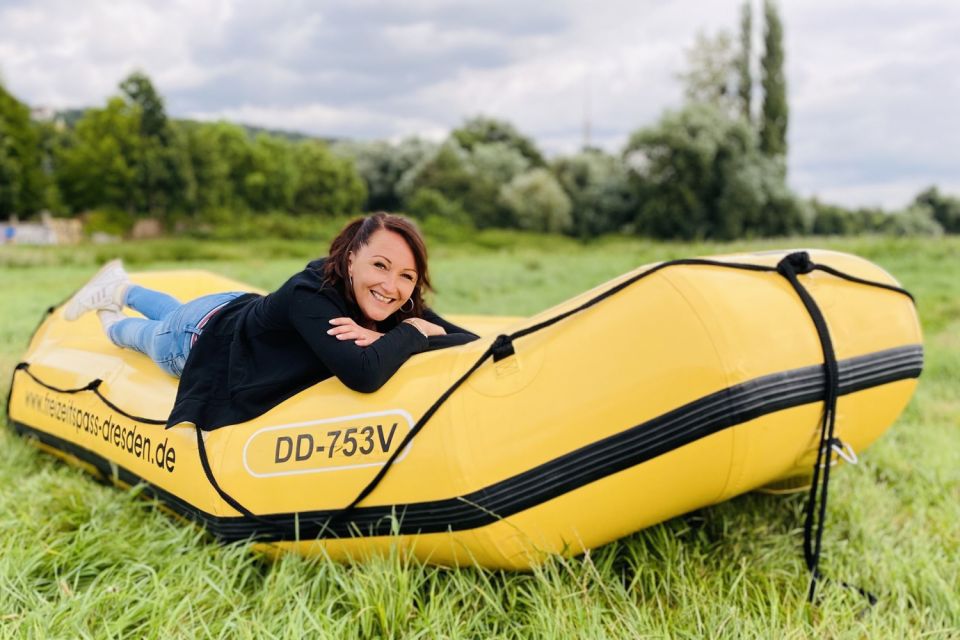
[123, 285, 182, 321]
[107, 317, 182, 377]
[107, 291, 245, 377]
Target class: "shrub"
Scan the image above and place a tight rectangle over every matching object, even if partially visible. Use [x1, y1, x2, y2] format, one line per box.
[405, 188, 471, 226]
[84, 208, 135, 237]
[499, 169, 573, 233]
[881, 204, 944, 237]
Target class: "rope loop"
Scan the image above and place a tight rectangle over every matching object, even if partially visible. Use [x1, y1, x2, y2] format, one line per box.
[777, 251, 816, 276]
[491, 334, 516, 362]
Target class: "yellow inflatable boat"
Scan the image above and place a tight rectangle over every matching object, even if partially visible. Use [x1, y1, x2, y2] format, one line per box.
[7, 249, 922, 573]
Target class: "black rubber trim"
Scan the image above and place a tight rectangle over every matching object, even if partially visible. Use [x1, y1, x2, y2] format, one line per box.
[7, 419, 211, 525]
[8, 344, 922, 542]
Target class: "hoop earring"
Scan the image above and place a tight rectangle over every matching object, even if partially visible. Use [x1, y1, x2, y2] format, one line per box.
[401, 298, 414, 313]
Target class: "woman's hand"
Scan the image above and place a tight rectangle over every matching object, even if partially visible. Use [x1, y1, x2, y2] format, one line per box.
[327, 317, 383, 347]
[403, 318, 447, 337]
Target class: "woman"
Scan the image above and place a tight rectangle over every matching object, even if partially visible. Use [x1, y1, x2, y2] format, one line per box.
[64, 213, 479, 430]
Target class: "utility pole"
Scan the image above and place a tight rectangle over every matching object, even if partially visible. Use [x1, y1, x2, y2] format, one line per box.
[582, 69, 592, 150]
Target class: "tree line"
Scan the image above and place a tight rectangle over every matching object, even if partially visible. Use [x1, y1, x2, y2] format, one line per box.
[1, 1, 956, 240]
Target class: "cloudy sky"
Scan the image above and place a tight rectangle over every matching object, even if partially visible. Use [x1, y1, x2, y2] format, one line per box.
[1, 0, 957, 209]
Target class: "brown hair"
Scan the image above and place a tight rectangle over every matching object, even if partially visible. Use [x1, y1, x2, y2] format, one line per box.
[323, 212, 433, 322]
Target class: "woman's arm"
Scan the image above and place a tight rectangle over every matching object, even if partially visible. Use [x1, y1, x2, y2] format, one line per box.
[416, 308, 481, 351]
[421, 308, 480, 339]
[288, 288, 428, 393]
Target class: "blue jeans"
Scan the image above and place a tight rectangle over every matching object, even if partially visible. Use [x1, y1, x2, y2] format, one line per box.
[108, 285, 244, 377]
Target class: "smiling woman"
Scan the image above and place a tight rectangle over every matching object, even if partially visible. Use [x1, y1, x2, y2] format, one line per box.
[61, 212, 480, 430]
[323, 213, 448, 344]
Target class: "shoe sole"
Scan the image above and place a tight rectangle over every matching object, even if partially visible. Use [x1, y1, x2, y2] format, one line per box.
[64, 260, 128, 321]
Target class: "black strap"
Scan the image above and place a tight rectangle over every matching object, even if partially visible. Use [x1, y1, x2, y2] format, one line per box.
[194, 424, 255, 519]
[813, 263, 913, 302]
[776, 252, 878, 606]
[14, 363, 166, 426]
[776, 253, 839, 601]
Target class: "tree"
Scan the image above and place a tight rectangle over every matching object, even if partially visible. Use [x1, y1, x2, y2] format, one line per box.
[552, 149, 636, 237]
[759, 0, 788, 159]
[121, 71, 170, 143]
[178, 121, 236, 213]
[405, 188, 470, 225]
[882, 204, 943, 236]
[0, 84, 48, 216]
[118, 71, 187, 217]
[333, 137, 437, 212]
[165, 123, 198, 216]
[400, 140, 508, 228]
[498, 168, 572, 233]
[677, 30, 738, 114]
[214, 122, 257, 209]
[292, 141, 366, 215]
[244, 134, 297, 211]
[469, 142, 530, 186]
[55, 97, 141, 214]
[913, 186, 960, 233]
[737, 1, 753, 123]
[451, 116, 546, 167]
[623, 103, 805, 240]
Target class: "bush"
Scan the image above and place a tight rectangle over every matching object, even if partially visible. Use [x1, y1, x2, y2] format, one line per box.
[84, 208, 135, 237]
[498, 169, 573, 233]
[552, 150, 636, 238]
[405, 188, 471, 226]
[811, 200, 861, 235]
[914, 186, 960, 233]
[881, 204, 943, 237]
[811, 200, 944, 237]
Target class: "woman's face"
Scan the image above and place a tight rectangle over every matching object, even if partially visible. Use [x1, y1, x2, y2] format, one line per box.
[348, 228, 419, 323]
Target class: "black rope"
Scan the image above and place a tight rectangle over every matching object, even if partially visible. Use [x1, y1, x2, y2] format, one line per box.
[14, 363, 166, 426]
[340, 337, 506, 513]
[776, 253, 839, 601]
[509, 258, 776, 344]
[813, 263, 914, 303]
[194, 424, 256, 520]
[775, 252, 879, 606]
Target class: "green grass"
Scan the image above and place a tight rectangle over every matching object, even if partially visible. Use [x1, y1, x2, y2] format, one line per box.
[1, 234, 958, 638]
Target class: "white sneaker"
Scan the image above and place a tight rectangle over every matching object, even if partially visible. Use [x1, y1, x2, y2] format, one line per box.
[64, 259, 130, 321]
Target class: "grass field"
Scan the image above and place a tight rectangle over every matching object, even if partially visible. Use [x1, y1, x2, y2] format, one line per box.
[1, 233, 958, 638]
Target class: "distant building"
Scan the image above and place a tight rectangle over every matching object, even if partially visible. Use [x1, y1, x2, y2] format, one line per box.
[30, 105, 57, 121]
[29, 105, 67, 131]
[2, 212, 82, 245]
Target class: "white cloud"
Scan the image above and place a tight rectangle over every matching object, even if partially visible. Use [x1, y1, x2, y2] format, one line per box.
[1, 0, 957, 208]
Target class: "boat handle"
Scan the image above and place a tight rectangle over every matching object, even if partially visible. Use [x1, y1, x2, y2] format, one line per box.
[820, 439, 858, 467]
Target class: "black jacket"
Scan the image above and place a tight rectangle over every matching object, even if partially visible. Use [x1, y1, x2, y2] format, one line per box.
[167, 259, 479, 430]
